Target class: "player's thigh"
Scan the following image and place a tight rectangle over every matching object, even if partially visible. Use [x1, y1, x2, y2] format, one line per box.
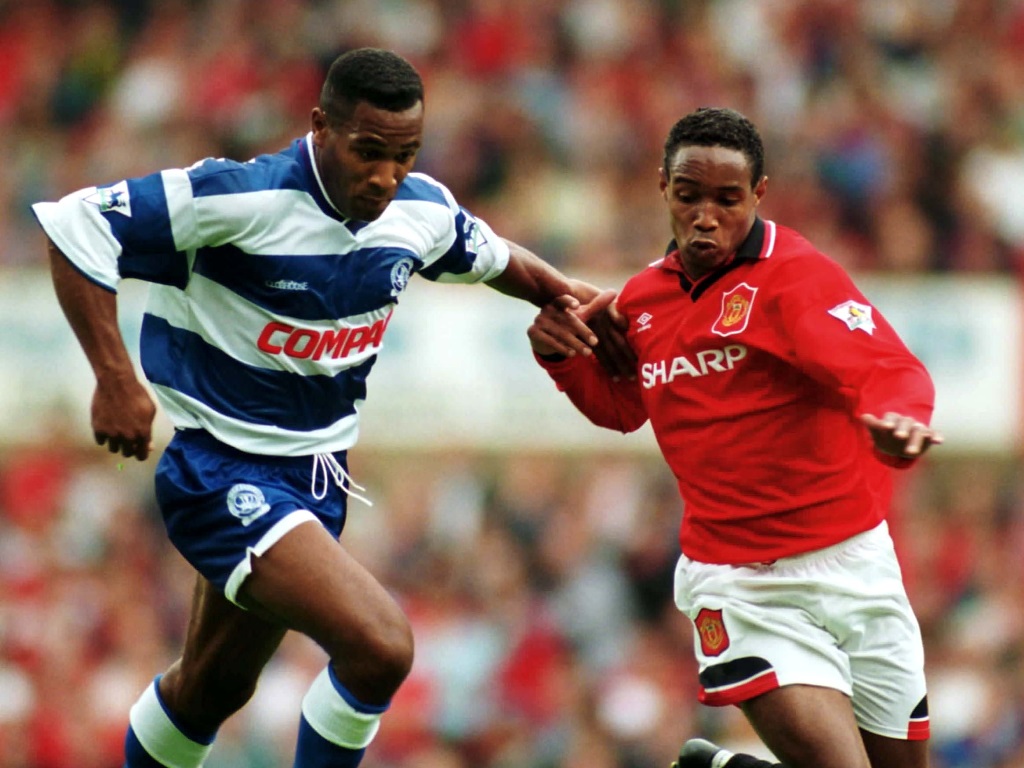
[237, 519, 412, 675]
[860, 728, 929, 768]
[178, 574, 288, 677]
[841, 535, 929, 742]
[162, 575, 288, 728]
[741, 684, 871, 768]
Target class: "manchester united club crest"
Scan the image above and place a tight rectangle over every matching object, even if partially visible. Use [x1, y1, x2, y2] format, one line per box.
[694, 607, 730, 656]
[712, 283, 757, 337]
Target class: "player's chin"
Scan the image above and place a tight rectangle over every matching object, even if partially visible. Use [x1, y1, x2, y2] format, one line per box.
[351, 196, 391, 221]
[685, 243, 727, 269]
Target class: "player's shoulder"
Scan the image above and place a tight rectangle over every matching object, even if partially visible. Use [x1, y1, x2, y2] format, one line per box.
[763, 221, 845, 275]
[377, 172, 462, 241]
[186, 138, 309, 198]
[395, 172, 455, 209]
[617, 258, 667, 309]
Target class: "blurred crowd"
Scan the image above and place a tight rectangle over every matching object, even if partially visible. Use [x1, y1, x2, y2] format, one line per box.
[1, 443, 1024, 768]
[3, 0, 1024, 767]
[2, 0, 1024, 275]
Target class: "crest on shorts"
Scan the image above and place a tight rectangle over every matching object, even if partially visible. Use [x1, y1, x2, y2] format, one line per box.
[695, 607, 730, 656]
[827, 299, 876, 335]
[712, 283, 757, 337]
[226, 484, 270, 527]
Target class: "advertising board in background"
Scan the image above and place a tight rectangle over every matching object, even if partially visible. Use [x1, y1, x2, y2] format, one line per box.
[0, 271, 1017, 454]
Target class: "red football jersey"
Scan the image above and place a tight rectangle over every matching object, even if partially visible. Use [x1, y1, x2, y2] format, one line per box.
[538, 219, 935, 564]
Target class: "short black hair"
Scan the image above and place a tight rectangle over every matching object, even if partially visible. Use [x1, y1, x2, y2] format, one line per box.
[320, 48, 424, 124]
[663, 107, 765, 186]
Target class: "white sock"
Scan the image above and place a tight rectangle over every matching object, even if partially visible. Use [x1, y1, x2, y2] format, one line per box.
[300, 667, 386, 750]
[127, 679, 214, 768]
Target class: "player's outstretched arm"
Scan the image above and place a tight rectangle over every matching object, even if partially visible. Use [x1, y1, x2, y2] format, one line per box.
[487, 239, 636, 377]
[48, 238, 156, 460]
[484, 239, 578, 307]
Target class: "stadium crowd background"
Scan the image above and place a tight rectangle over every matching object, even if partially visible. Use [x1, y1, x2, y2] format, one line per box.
[0, 0, 1023, 766]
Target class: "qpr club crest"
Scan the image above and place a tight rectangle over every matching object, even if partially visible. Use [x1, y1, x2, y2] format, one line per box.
[226, 484, 271, 527]
[712, 283, 757, 337]
[390, 257, 414, 297]
[694, 607, 730, 657]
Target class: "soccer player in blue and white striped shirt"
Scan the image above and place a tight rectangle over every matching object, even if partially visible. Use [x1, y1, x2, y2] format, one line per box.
[33, 47, 627, 768]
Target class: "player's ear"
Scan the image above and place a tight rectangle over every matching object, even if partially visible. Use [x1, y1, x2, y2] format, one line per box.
[659, 167, 669, 195]
[753, 175, 768, 205]
[311, 107, 329, 146]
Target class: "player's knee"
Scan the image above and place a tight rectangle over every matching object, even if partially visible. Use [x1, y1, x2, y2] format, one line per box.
[367, 613, 415, 692]
[334, 613, 414, 701]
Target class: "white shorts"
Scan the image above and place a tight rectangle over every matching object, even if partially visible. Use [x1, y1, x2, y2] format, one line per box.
[673, 521, 929, 740]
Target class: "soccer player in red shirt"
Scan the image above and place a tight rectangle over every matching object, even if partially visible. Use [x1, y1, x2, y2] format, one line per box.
[528, 108, 943, 768]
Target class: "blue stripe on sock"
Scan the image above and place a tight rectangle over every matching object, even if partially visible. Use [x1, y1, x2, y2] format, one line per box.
[325, 667, 390, 715]
[124, 725, 170, 768]
[294, 712, 367, 768]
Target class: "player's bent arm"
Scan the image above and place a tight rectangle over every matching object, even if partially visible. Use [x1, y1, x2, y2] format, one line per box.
[48, 238, 156, 459]
[49, 239, 134, 382]
[790, 307, 938, 466]
[535, 353, 648, 434]
[773, 257, 934, 417]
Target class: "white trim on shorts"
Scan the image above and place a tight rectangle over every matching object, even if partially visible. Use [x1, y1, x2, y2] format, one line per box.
[224, 509, 319, 606]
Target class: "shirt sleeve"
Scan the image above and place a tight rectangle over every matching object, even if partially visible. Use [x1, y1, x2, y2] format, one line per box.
[768, 254, 935, 426]
[31, 168, 201, 291]
[29, 157, 273, 292]
[416, 177, 510, 284]
[535, 352, 649, 433]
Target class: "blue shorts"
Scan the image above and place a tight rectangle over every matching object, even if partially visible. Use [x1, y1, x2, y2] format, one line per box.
[155, 429, 350, 605]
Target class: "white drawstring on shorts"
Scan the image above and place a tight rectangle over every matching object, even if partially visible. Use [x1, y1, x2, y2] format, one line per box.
[311, 453, 373, 507]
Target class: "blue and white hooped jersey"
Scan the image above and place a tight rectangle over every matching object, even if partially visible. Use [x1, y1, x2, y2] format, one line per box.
[32, 133, 510, 456]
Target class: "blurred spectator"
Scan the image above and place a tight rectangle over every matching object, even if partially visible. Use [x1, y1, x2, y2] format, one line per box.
[4, 438, 1019, 767]
[4, 0, 1024, 276]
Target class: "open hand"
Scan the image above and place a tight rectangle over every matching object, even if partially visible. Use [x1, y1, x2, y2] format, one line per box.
[860, 412, 943, 459]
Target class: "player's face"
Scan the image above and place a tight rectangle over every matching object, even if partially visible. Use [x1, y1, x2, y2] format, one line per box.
[312, 100, 424, 222]
[660, 145, 767, 279]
